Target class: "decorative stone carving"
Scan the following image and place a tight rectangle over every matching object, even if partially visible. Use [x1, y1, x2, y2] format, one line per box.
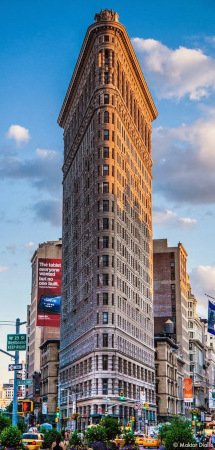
[94, 9, 119, 23]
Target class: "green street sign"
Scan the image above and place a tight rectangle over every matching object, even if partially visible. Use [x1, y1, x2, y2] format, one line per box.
[7, 334, 27, 351]
[18, 379, 32, 386]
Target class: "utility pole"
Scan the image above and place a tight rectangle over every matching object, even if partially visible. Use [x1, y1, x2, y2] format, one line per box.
[11, 318, 27, 426]
[12, 318, 20, 426]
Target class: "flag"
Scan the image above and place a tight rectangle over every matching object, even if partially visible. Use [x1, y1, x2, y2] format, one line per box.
[208, 300, 215, 335]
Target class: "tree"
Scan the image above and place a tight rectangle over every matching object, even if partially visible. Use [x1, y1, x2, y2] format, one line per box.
[85, 425, 107, 444]
[0, 414, 11, 433]
[100, 417, 121, 441]
[0, 425, 22, 448]
[42, 429, 61, 449]
[159, 417, 195, 450]
[69, 430, 82, 447]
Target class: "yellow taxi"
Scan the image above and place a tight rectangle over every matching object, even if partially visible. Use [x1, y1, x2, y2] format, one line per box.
[113, 435, 125, 447]
[142, 435, 160, 448]
[135, 433, 145, 445]
[22, 433, 43, 450]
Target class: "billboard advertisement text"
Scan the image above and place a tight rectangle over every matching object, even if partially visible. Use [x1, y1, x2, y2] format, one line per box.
[37, 258, 62, 327]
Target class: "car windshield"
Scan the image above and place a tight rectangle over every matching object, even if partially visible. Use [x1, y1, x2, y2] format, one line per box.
[23, 434, 39, 439]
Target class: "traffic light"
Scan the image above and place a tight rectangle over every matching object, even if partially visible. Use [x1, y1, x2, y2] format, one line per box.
[56, 407, 60, 418]
[143, 402, 149, 410]
[118, 391, 126, 401]
[18, 400, 33, 413]
[22, 400, 33, 413]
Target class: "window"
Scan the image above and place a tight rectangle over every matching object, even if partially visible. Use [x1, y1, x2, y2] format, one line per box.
[102, 378, 108, 394]
[103, 333, 108, 347]
[103, 147, 109, 158]
[103, 312, 109, 324]
[104, 35, 109, 42]
[97, 312, 99, 324]
[103, 292, 109, 305]
[104, 94, 109, 104]
[103, 236, 109, 248]
[104, 113, 109, 126]
[104, 72, 109, 84]
[104, 129, 109, 140]
[102, 255, 109, 267]
[103, 274, 109, 286]
[103, 182, 109, 193]
[102, 355, 108, 370]
[103, 200, 109, 212]
[103, 165, 109, 175]
[103, 218, 109, 229]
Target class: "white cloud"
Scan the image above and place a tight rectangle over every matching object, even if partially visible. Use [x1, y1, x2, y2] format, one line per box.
[190, 265, 215, 318]
[0, 266, 9, 273]
[178, 217, 197, 225]
[24, 241, 35, 249]
[153, 110, 215, 204]
[153, 208, 197, 227]
[36, 148, 58, 159]
[7, 125, 30, 145]
[132, 37, 215, 100]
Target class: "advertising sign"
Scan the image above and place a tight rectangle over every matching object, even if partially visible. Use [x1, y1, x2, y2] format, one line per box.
[209, 389, 215, 409]
[208, 300, 215, 335]
[37, 258, 62, 327]
[7, 334, 26, 351]
[184, 377, 193, 402]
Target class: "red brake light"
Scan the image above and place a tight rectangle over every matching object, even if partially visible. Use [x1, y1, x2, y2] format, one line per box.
[31, 441, 37, 445]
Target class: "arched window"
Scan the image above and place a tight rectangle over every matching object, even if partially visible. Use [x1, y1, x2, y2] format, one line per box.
[104, 111, 109, 123]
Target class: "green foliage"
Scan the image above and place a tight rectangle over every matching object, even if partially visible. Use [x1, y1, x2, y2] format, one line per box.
[100, 417, 121, 441]
[68, 430, 82, 446]
[123, 432, 135, 445]
[158, 422, 171, 443]
[84, 425, 107, 444]
[159, 417, 195, 450]
[17, 419, 27, 433]
[0, 415, 11, 433]
[0, 425, 22, 448]
[41, 429, 61, 449]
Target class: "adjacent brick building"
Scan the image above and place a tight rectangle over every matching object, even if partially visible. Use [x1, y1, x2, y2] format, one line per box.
[153, 239, 189, 377]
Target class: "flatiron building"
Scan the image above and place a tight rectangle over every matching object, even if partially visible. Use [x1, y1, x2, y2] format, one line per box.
[58, 9, 158, 428]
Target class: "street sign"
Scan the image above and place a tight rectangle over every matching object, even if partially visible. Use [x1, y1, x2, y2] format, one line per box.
[8, 363, 23, 371]
[7, 334, 26, 351]
[18, 379, 32, 386]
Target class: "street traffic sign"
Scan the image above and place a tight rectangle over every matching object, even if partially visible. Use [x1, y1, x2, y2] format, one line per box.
[18, 379, 32, 386]
[7, 334, 26, 351]
[8, 363, 23, 371]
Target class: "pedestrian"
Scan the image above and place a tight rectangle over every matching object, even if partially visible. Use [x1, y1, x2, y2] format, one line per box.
[51, 434, 65, 450]
[211, 432, 215, 448]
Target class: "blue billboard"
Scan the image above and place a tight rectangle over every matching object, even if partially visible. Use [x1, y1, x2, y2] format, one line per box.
[208, 300, 215, 335]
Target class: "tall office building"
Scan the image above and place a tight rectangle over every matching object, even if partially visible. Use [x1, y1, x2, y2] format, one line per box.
[153, 239, 189, 376]
[26, 239, 62, 400]
[58, 10, 157, 427]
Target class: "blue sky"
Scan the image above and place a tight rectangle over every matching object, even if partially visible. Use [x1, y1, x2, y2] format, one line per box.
[0, 0, 215, 383]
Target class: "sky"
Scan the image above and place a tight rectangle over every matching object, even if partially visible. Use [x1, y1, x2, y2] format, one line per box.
[0, 0, 215, 383]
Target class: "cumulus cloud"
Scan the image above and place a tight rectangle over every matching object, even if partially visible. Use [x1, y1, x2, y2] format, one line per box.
[7, 125, 30, 145]
[132, 37, 215, 100]
[153, 208, 197, 227]
[24, 241, 35, 250]
[153, 110, 215, 204]
[0, 147, 62, 193]
[33, 199, 62, 227]
[190, 265, 215, 318]
[0, 266, 9, 273]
